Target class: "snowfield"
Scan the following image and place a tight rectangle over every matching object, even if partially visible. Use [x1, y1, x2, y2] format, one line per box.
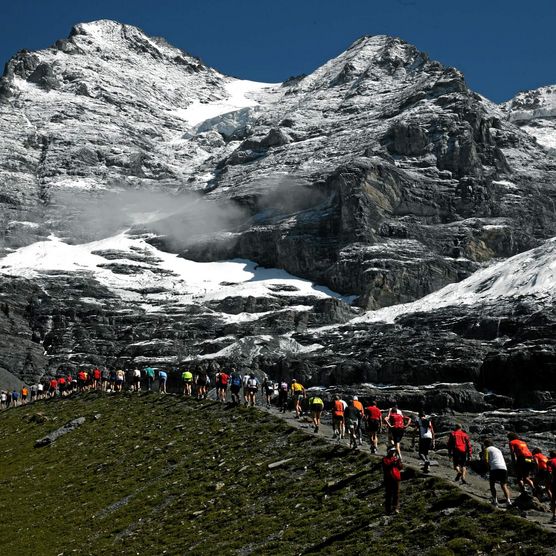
[0, 232, 354, 310]
[173, 79, 278, 127]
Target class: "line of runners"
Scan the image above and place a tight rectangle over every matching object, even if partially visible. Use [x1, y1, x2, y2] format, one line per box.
[2, 368, 556, 519]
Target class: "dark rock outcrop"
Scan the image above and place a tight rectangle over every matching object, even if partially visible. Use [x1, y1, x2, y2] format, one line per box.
[34, 417, 86, 447]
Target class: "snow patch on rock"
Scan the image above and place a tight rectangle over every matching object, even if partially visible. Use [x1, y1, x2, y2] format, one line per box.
[356, 237, 556, 324]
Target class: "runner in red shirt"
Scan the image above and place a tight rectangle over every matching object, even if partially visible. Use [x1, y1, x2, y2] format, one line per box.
[57, 376, 66, 397]
[385, 405, 411, 460]
[92, 368, 101, 390]
[532, 448, 552, 500]
[508, 433, 535, 492]
[547, 451, 556, 523]
[364, 400, 382, 453]
[49, 378, 58, 398]
[77, 370, 87, 392]
[216, 371, 230, 403]
[448, 424, 472, 484]
[382, 446, 403, 514]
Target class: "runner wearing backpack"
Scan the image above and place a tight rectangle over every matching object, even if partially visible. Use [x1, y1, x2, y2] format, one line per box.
[448, 424, 472, 484]
[382, 446, 403, 514]
[229, 371, 243, 405]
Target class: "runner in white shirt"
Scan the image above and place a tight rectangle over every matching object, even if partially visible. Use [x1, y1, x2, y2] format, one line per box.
[483, 439, 512, 506]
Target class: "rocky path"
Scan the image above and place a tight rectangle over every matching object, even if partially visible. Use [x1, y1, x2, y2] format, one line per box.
[260, 403, 556, 533]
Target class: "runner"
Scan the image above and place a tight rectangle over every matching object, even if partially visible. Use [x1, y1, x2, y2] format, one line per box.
[21, 386, 29, 404]
[158, 369, 168, 394]
[532, 448, 552, 500]
[547, 451, 556, 523]
[290, 379, 305, 418]
[181, 369, 193, 397]
[332, 395, 345, 439]
[132, 368, 142, 392]
[364, 400, 382, 454]
[482, 439, 512, 507]
[30, 384, 38, 402]
[385, 404, 411, 460]
[106, 369, 115, 391]
[49, 377, 58, 398]
[144, 366, 155, 392]
[413, 411, 435, 473]
[382, 446, 403, 515]
[345, 399, 362, 449]
[101, 368, 110, 391]
[448, 424, 472, 485]
[92, 367, 101, 390]
[278, 380, 289, 413]
[77, 370, 86, 392]
[195, 368, 208, 399]
[242, 373, 250, 406]
[57, 376, 66, 397]
[508, 432, 536, 493]
[246, 374, 258, 407]
[216, 369, 229, 402]
[352, 396, 364, 446]
[37, 382, 44, 400]
[114, 369, 125, 392]
[261, 377, 274, 409]
[11, 389, 20, 407]
[308, 394, 324, 433]
[0, 390, 7, 409]
[66, 372, 74, 395]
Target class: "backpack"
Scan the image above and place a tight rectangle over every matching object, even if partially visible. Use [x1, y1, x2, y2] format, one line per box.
[231, 374, 242, 387]
[280, 382, 288, 392]
[247, 378, 257, 388]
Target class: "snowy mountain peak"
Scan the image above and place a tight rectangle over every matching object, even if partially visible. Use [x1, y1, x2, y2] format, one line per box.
[67, 19, 204, 69]
[503, 84, 556, 122]
[294, 33, 452, 93]
[503, 84, 556, 153]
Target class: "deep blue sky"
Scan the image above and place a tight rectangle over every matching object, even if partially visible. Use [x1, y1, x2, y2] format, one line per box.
[0, 0, 554, 103]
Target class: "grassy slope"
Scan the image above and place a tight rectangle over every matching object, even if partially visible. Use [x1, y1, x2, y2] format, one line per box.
[0, 393, 553, 556]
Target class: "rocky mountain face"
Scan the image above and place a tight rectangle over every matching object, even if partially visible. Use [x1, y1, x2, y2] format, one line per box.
[0, 20, 555, 410]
